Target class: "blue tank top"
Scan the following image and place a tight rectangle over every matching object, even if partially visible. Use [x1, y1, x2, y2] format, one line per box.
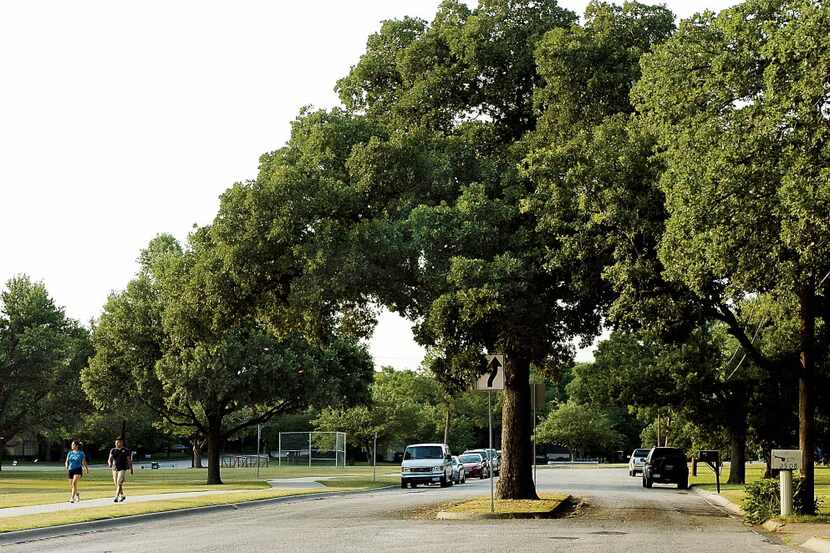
[67, 450, 85, 470]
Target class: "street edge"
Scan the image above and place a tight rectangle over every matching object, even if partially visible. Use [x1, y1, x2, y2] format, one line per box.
[0, 484, 396, 545]
[801, 537, 830, 553]
[691, 485, 743, 517]
[435, 494, 573, 521]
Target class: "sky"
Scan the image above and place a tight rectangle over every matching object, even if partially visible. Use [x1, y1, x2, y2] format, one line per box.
[0, 0, 738, 370]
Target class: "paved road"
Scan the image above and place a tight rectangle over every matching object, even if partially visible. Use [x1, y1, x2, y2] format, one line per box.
[2, 468, 796, 552]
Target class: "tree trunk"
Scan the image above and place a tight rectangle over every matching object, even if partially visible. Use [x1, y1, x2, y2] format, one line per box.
[497, 355, 537, 500]
[192, 439, 204, 469]
[206, 428, 223, 485]
[725, 386, 747, 484]
[727, 406, 747, 484]
[443, 404, 450, 445]
[797, 286, 816, 513]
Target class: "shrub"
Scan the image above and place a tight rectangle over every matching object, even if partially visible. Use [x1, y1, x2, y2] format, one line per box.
[742, 477, 823, 524]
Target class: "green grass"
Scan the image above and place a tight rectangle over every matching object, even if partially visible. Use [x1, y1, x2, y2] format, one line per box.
[0, 464, 398, 509]
[444, 493, 568, 514]
[690, 464, 830, 513]
[0, 488, 325, 533]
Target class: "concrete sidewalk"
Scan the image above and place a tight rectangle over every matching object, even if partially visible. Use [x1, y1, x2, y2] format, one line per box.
[0, 489, 243, 519]
[0, 477, 333, 519]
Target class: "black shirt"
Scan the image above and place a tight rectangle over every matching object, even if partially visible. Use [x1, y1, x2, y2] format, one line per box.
[110, 447, 131, 471]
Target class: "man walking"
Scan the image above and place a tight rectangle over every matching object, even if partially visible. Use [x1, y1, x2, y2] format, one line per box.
[108, 437, 133, 502]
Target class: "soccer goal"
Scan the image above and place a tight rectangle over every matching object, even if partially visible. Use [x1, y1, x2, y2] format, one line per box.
[277, 431, 347, 467]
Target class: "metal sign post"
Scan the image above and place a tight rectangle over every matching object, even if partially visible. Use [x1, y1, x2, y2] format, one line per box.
[531, 383, 544, 486]
[256, 424, 262, 480]
[476, 354, 504, 514]
[373, 432, 377, 482]
[771, 449, 801, 516]
[488, 389, 494, 513]
[698, 450, 720, 493]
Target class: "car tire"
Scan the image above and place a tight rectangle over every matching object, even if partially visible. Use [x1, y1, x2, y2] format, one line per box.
[439, 476, 448, 488]
[678, 477, 688, 490]
[410, 482, 417, 489]
[461, 473, 466, 484]
[480, 471, 486, 479]
[401, 479, 407, 489]
[645, 477, 653, 489]
[629, 470, 634, 477]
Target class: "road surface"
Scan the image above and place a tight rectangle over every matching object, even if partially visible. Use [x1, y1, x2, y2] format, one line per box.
[2, 468, 795, 552]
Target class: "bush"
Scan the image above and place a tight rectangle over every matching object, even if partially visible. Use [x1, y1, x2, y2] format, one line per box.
[742, 477, 823, 524]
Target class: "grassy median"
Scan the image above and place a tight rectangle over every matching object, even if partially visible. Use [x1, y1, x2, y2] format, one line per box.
[443, 493, 569, 515]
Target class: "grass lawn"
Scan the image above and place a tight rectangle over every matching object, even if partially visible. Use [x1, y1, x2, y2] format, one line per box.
[0, 487, 325, 533]
[0, 464, 399, 509]
[443, 493, 568, 515]
[690, 463, 830, 515]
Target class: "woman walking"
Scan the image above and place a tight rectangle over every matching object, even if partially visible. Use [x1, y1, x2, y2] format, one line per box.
[65, 440, 89, 503]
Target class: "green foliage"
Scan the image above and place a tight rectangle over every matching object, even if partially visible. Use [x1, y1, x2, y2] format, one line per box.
[314, 367, 492, 457]
[0, 276, 91, 447]
[743, 478, 824, 524]
[84, 234, 374, 483]
[535, 401, 623, 457]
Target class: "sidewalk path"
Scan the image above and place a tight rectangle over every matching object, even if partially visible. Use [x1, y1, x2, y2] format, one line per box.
[0, 489, 243, 519]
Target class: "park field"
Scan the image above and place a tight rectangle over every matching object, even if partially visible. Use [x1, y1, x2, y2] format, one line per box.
[690, 463, 830, 516]
[0, 464, 399, 509]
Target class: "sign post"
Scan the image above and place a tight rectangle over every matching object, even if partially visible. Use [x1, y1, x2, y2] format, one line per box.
[531, 382, 544, 485]
[256, 424, 262, 480]
[477, 354, 505, 514]
[698, 450, 720, 493]
[771, 449, 801, 516]
[372, 431, 377, 483]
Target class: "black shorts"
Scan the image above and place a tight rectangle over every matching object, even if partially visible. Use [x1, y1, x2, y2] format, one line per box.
[68, 467, 83, 479]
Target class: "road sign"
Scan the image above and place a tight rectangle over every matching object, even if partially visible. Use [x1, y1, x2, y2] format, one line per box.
[771, 449, 801, 470]
[477, 355, 505, 390]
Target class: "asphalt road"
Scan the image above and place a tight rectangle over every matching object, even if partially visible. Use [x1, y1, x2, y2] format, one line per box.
[2, 468, 797, 553]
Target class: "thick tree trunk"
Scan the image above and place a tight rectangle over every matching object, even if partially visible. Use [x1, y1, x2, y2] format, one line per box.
[206, 428, 223, 485]
[798, 286, 816, 513]
[726, 387, 747, 484]
[497, 355, 537, 500]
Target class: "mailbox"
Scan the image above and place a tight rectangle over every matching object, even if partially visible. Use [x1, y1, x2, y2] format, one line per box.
[698, 450, 719, 464]
[771, 449, 801, 470]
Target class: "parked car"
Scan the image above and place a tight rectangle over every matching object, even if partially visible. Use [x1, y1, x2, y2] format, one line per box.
[400, 443, 454, 488]
[458, 452, 489, 479]
[642, 447, 689, 489]
[464, 448, 499, 476]
[628, 448, 650, 476]
[450, 456, 466, 484]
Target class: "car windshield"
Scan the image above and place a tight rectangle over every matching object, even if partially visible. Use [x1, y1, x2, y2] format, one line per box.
[634, 449, 650, 457]
[404, 446, 444, 460]
[651, 448, 685, 462]
[459, 454, 482, 463]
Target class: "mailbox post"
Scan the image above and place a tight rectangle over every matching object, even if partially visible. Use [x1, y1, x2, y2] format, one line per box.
[771, 449, 801, 517]
[698, 450, 721, 493]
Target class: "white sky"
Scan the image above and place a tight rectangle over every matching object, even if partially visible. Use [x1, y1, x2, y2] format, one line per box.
[0, 1, 738, 370]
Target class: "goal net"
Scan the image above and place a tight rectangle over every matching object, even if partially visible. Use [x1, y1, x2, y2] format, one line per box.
[277, 431, 346, 467]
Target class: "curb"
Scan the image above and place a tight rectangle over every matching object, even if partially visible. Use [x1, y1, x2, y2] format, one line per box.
[690, 486, 743, 517]
[0, 485, 396, 546]
[802, 537, 830, 553]
[436, 495, 572, 521]
[761, 519, 785, 532]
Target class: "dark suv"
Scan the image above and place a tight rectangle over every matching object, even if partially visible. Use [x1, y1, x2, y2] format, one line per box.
[642, 447, 689, 489]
